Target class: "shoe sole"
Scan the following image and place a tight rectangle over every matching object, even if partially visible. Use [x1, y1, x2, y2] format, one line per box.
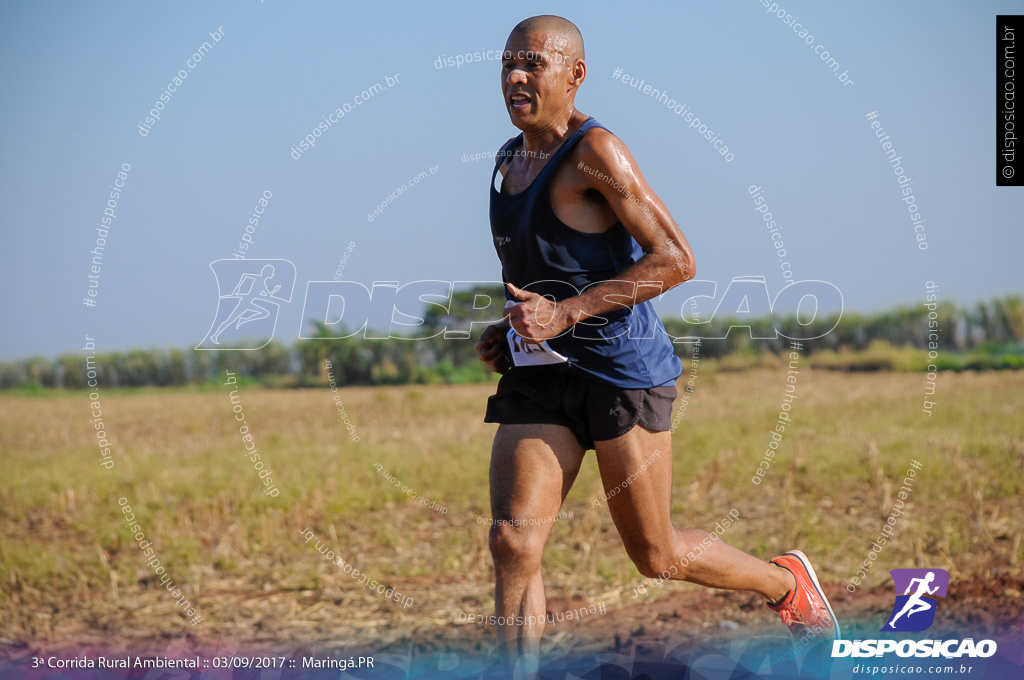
[784, 549, 842, 641]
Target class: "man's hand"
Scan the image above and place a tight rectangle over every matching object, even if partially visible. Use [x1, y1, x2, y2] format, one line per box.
[475, 322, 512, 374]
[504, 283, 574, 343]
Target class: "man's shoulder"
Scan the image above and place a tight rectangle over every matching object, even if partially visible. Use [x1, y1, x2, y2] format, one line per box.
[496, 136, 518, 158]
[574, 126, 628, 164]
[569, 125, 635, 176]
[495, 136, 519, 172]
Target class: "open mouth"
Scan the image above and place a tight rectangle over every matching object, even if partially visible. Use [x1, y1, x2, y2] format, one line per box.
[508, 92, 531, 112]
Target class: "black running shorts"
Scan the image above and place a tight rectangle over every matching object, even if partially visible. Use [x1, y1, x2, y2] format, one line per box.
[483, 366, 677, 450]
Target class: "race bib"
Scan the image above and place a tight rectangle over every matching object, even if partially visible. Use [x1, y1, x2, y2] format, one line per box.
[506, 328, 569, 367]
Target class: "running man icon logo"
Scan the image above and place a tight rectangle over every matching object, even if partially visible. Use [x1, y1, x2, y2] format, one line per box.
[880, 568, 950, 632]
[196, 259, 296, 350]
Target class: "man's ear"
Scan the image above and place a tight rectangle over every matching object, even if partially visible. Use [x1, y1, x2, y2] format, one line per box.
[571, 59, 586, 87]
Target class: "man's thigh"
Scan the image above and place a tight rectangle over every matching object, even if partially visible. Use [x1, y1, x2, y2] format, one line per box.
[593, 425, 676, 552]
[490, 423, 586, 523]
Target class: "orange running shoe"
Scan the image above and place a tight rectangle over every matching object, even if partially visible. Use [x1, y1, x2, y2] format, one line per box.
[767, 550, 841, 646]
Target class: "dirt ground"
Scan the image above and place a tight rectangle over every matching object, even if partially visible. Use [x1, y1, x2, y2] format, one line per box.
[2, 571, 1021, 663]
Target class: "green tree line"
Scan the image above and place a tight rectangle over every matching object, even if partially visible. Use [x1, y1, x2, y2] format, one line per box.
[4, 289, 1022, 389]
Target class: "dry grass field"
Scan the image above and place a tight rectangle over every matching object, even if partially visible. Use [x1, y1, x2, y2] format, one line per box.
[0, 368, 1021, 661]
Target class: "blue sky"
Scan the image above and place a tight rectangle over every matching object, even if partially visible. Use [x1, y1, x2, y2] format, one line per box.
[1, 0, 1021, 359]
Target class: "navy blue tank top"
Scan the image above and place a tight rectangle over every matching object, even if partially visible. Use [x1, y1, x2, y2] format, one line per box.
[489, 117, 682, 389]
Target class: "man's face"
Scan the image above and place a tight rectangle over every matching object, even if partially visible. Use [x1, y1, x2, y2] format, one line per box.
[501, 30, 575, 130]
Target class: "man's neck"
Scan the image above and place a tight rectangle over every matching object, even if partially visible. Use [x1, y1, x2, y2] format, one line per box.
[521, 109, 586, 158]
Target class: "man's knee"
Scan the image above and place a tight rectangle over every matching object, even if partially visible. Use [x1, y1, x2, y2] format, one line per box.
[489, 522, 545, 567]
[627, 543, 680, 580]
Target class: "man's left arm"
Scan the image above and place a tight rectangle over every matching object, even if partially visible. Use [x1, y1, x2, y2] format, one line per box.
[506, 129, 695, 341]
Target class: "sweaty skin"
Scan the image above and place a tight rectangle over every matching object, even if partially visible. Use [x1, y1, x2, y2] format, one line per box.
[475, 15, 796, 670]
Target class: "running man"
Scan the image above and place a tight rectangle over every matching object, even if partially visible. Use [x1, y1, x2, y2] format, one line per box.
[474, 15, 839, 667]
[888, 571, 938, 628]
[211, 264, 281, 345]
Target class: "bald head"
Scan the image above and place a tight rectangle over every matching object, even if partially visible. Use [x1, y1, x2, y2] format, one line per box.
[501, 15, 587, 129]
[509, 15, 584, 65]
